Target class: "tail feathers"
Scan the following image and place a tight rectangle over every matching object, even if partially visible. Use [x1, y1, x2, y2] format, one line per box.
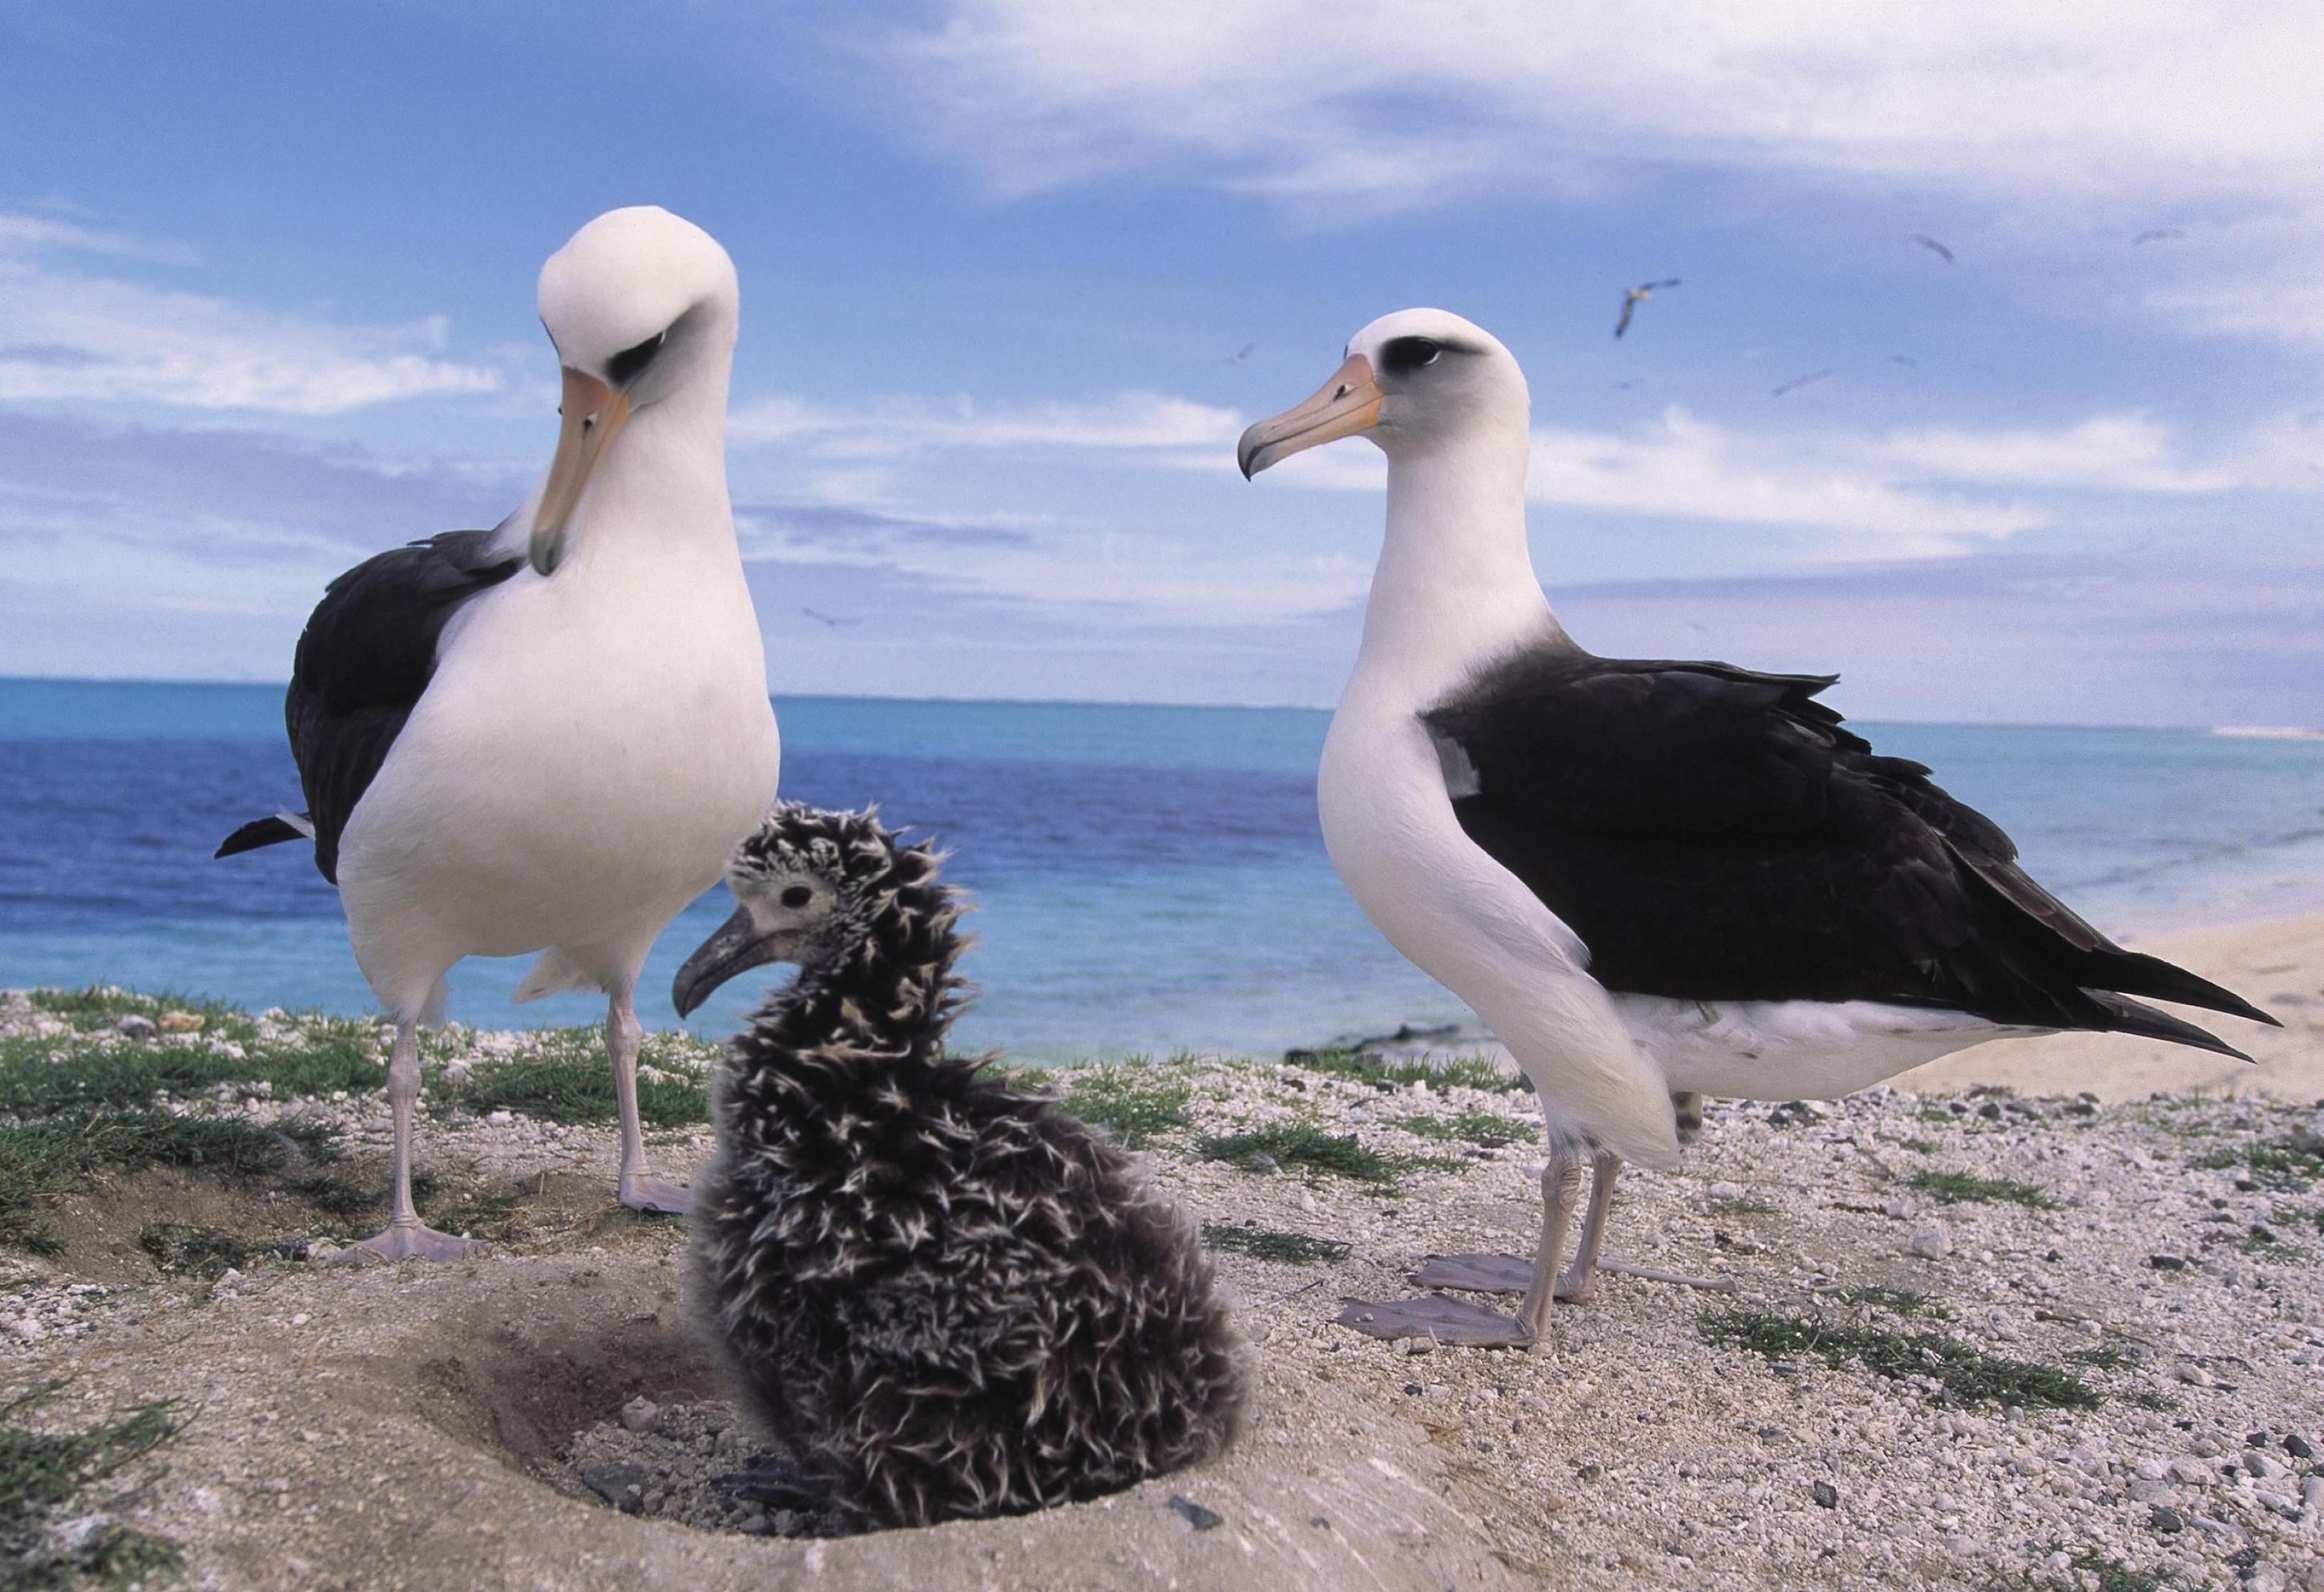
[2082, 990, 2253, 1062]
[2086, 948, 2279, 1028]
[215, 811, 314, 858]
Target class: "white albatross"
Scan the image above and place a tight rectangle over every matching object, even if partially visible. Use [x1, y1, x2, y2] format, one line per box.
[218, 207, 781, 1261]
[1237, 308, 2276, 1348]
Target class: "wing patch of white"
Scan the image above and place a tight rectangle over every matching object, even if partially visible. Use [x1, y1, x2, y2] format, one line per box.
[1616, 995, 2043, 1101]
[276, 810, 317, 840]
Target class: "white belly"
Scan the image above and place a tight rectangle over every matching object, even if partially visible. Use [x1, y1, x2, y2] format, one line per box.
[337, 549, 779, 1016]
[1613, 995, 2036, 1100]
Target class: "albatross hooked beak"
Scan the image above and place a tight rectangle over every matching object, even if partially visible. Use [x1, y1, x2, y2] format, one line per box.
[671, 906, 783, 1019]
[1237, 353, 1383, 479]
[531, 366, 634, 575]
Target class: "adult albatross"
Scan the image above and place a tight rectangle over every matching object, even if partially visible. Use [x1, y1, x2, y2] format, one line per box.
[1238, 308, 2276, 1348]
[218, 207, 780, 1260]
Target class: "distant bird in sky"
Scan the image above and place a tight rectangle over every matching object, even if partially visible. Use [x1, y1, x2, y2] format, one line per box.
[1224, 342, 1257, 366]
[801, 606, 861, 628]
[1888, 354, 1919, 367]
[1613, 378, 1643, 390]
[1613, 279, 1680, 339]
[2132, 228, 2186, 247]
[1772, 369, 1833, 398]
[1910, 234, 1955, 264]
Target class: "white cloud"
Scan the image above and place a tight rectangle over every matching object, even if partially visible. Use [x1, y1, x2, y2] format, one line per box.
[729, 389, 1242, 457]
[1867, 414, 2240, 495]
[0, 211, 503, 414]
[848, 2, 2324, 346]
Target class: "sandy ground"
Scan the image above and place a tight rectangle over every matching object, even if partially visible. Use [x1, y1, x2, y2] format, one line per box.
[1, 908, 2321, 1590]
[1901, 911, 2324, 1102]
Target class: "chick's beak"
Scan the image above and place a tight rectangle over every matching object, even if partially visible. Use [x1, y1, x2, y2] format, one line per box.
[1237, 353, 1383, 479]
[531, 366, 633, 575]
[671, 906, 780, 1019]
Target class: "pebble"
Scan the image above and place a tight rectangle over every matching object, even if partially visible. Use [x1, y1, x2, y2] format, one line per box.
[113, 1014, 157, 1039]
[1705, 1181, 1746, 1200]
[1810, 1480, 1838, 1509]
[486, 1110, 514, 1126]
[619, 1398, 660, 1434]
[1910, 1226, 1953, 1261]
[1167, 1494, 1224, 1531]
[2149, 1504, 2185, 1533]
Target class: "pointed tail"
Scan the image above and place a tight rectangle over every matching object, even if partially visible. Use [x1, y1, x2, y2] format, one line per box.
[215, 811, 314, 859]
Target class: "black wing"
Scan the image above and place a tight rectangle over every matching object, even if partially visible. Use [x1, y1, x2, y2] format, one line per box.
[216, 530, 521, 883]
[1424, 648, 2276, 1053]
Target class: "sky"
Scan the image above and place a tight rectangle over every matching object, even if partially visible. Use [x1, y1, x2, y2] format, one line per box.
[1, 2, 2318, 725]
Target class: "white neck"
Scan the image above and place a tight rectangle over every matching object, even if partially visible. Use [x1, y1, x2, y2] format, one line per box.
[1350, 421, 1561, 705]
[569, 346, 738, 578]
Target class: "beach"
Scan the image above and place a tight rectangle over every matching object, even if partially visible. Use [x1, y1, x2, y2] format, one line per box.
[1, 901, 2319, 1590]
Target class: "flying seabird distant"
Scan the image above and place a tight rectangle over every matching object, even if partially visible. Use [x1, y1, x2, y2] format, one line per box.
[1237, 308, 2276, 1348]
[1910, 235, 1955, 263]
[1225, 342, 1257, 366]
[217, 208, 781, 1261]
[2132, 228, 2187, 246]
[801, 606, 861, 627]
[1612, 279, 1680, 339]
[1772, 368, 1833, 397]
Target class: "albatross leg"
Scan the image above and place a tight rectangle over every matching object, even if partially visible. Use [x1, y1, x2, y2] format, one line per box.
[611, 989, 690, 1214]
[1551, 1151, 1623, 1303]
[333, 1018, 474, 1264]
[1514, 1149, 1585, 1344]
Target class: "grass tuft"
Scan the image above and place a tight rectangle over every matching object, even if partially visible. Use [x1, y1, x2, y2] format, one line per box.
[454, 1052, 707, 1128]
[0, 1112, 340, 1255]
[1196, 1124, 1399, 1185]
[135, 1223, 256, 1279]
[1288, 1048, 1527, 1094]
[1904, 1170, 2057, 1209]
[2197, 1133, 2324, 1192]
[1698, 1306, 2098, 1409]
[0, 1380, 185, 1590]
[1837, 1284, 1946, 1319]
[1394, 1108, 1532, 1148]
[1199, 1223, 1350, 1265]
[1055, 1066, 1192, 1150]
[2064, 1344, 2138, 1371]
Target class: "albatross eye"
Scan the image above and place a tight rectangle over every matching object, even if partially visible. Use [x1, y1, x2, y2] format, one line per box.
[607, 329, 666, 387]
[780, 885, 813, 910]
[1380, 336, 1443, 372]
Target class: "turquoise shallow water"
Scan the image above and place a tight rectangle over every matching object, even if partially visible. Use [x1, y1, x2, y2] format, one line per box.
[2, 678, 2319, 1060]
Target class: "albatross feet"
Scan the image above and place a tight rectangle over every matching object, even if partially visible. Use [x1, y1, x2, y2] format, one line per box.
[618, 1173, 692, 1215]
[1334, 1294, 1535, 1348]
[329, 1219, 478, 1265]
[1410, 1252, 1736, 1297]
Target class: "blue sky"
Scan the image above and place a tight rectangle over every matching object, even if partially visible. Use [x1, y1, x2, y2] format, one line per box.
[2, 2, 2318, 725]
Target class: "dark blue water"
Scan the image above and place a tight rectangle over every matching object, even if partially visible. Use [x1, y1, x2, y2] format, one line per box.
[3, 680, 2319, 1059]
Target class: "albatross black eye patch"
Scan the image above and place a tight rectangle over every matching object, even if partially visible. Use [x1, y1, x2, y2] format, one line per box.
[1378, 336, 1446, 373]
[607, 329, 667, 387]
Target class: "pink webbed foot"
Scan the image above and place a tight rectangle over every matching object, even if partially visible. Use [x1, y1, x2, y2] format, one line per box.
[329, 1220, 478, 1265]
[619, 1173, 692, 1215]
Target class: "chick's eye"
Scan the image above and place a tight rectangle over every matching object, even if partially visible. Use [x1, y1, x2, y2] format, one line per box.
[780, 886, 813, 909]
[1381, 336, 1442, 371]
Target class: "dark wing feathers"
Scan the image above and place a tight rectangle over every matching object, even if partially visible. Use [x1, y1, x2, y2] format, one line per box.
[213, 815, 308, 858]
[219, 529, 520, 883]
[1424, 649, 2274, 1050]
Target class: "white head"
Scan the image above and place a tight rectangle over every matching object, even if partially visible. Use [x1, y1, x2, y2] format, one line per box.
[1237, 309, 1528, 478]
[529, 206, 740, 574]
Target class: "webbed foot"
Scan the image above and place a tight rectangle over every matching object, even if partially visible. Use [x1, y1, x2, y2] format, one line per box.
[329, 1220, 478, 1265]
[619, 1173, 692, 1215]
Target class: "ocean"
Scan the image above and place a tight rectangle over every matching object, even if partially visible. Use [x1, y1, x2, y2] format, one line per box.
[2, 678, 2320, 1061]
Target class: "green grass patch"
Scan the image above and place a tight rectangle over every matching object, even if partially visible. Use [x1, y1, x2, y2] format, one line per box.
[2120, 1389, 2181, 1413]
[1900, 1137, 1939, 1154]
[1905, 1170, 2057, 1209]
[1055, 1065, 1192, 1150]
[2233, 1224, 2309, 1261]
[2197, 1133, 2324, 1192]
[1837, 1284, 1946, 1319]
[135, 1223, 257, 1279]
[1698, 1307, 2099, 1409]
[454, 1052, 707, 1128]
[1196, 1124, 1399, 1185]
[1394, 1107, 1531, 1147]
[2064, 1344, 2137, 1371]
[0, 1112, 338, 1255]
[422, 1189, 523, 1242]
[0, 1024, 385, 1120]
[26, 985, 258, 1044]
[0, 1380, 185, 1590]
[1289, 1048, 1526, 1094]
[1709, 1194, 1779, 1216]
[1200, 1223, 1350, 1265]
